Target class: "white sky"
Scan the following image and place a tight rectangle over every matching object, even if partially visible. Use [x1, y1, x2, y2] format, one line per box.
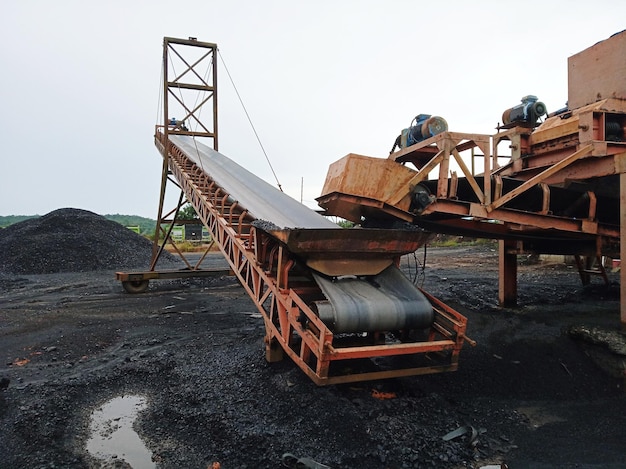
[1, 0, 624, 218]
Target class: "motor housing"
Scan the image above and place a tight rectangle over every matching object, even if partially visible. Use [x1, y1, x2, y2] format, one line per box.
[400, 114, 448, 148]
[501, 95, 547, 127]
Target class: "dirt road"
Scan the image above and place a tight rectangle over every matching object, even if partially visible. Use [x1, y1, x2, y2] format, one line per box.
[1, 244, 625, 468]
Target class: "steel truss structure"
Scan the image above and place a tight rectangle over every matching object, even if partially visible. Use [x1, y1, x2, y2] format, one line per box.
[318, 98, 626, 322]
[117, 37, 226, 292]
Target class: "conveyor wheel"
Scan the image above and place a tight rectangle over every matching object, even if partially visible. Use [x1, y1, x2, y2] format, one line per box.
[122, 279, 150, 294]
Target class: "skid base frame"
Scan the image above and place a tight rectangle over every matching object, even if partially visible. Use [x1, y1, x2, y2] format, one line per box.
[116, 268, 232, 293]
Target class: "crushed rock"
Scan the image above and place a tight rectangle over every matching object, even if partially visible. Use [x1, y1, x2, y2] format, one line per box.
[0, 208, 177, 274]
[568, 325, 626, 355]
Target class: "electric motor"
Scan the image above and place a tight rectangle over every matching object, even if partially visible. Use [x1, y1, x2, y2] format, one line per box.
[501, 95, 547, 127]
[401, 114, 448, 148]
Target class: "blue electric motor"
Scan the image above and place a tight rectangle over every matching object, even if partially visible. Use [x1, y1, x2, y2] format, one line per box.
[401, 114, 448, 148]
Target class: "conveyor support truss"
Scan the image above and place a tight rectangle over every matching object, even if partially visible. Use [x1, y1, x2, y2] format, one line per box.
[155, 130, 472, 385]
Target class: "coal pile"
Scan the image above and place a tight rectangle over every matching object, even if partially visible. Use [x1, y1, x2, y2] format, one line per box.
[0, 208, 176, 274]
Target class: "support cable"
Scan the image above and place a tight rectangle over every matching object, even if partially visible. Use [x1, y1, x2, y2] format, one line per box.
[156, 62, 164, 128]
[407, 245, 427, 287]
[217, 49, 283, 192]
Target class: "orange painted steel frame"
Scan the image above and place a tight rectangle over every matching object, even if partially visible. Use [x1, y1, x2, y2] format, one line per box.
[155, 130, 472, 385]
[388, 130, 622, 241]
[152, 37, 219, 270]
[320, 114, 624, 324]
[406, 130, 621, 312]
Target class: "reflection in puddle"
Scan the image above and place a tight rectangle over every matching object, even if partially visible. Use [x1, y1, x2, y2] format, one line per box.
[517, 405, 566, 428]
[86, 395, 155, 468]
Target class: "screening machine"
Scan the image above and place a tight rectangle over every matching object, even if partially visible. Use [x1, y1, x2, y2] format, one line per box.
[317, 31, 626, 324]
[116, 37, 474, 386]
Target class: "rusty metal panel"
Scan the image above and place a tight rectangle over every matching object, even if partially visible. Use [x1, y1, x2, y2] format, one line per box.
[263, 227, 430, 255]
[568, 30, 626, 109]
[320, 153, 418, 212]
[263, 227, 433, 276]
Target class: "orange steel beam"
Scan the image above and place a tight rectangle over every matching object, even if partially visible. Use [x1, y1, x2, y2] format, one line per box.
[488, 144, 594, 212]
[493, 149, 625, 184]
[622, 172, 626, 330]
[387, 149, 446, 206]
[498, 240, 518, 306]
[425, 200, 618, 238]
[386, 132, 492, 207]
[452, 148, 486, 203]
[487, 145, 593, 212]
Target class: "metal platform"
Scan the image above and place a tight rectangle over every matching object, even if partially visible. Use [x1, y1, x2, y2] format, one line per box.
[116, 267, 231, 293]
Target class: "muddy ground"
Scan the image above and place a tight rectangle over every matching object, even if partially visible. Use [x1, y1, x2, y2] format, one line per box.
[1, 243, 626, 468]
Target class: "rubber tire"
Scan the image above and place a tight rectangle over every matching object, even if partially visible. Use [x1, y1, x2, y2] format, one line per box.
[122, 280, 150, 294]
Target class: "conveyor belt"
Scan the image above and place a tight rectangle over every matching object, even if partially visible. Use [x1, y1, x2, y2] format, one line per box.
[170, 135, 337, 230]
[312, 266, 434, 333]
[168, 134, 434, 333]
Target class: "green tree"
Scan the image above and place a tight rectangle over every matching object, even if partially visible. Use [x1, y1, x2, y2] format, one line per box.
[178, 204, 198, 220]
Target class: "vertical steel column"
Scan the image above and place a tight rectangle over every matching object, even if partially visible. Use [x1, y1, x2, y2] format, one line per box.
[498, 239, 518, 306]
[150, 38, 173, 267]
[621, 173, 626, 329]
[212, 50, 219, 151]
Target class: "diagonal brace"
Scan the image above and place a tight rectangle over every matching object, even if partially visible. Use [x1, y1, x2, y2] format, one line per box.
[487, 144, 593, 212]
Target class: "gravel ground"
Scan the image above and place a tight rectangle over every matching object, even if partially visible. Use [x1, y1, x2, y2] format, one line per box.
[1, 210, 626, 468]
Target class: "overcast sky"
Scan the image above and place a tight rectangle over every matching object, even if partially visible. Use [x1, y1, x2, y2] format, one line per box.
[1, 1, 625, 218]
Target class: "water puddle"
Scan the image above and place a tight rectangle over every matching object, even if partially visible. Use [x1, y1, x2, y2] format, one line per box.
[517, 405, 566, 428]
[86, 394, 155, 468]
